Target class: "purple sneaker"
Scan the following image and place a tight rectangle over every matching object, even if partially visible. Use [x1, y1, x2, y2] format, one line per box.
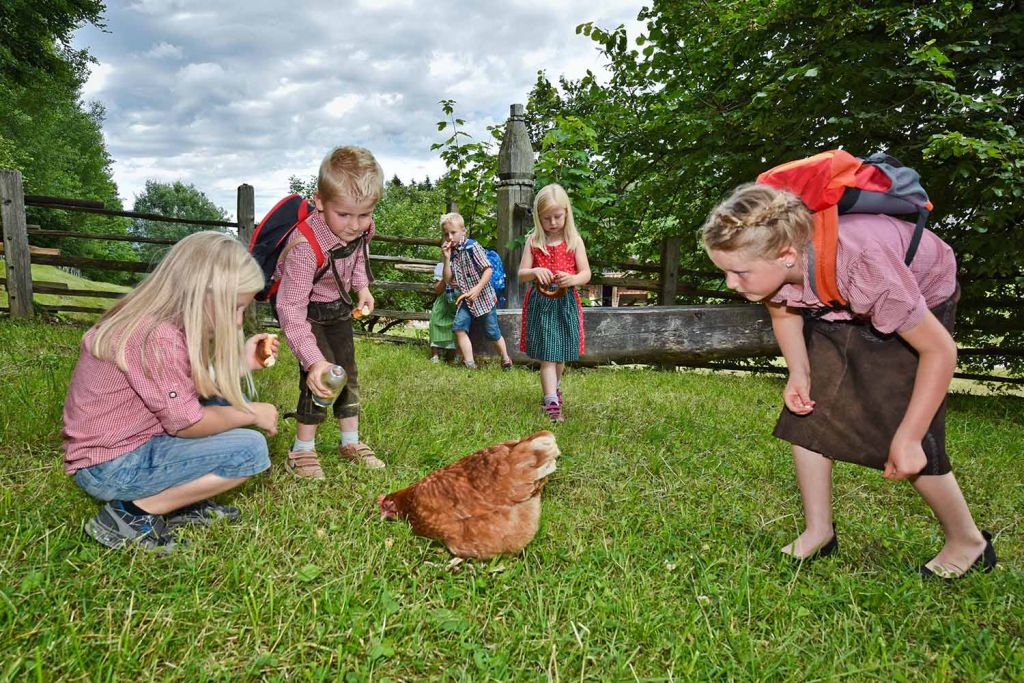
[542, 399, 564, 423]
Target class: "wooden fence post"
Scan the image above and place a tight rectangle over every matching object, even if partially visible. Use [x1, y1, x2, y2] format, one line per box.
[236, 184, 255, 245]
[236, 183, 258, 327]
[496, 103, 534, 309]
[659, 236, 683, 306]
[1, 170, 34, 317]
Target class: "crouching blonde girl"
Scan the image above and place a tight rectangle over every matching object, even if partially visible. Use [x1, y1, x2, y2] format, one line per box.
[62, 232, 278, 553]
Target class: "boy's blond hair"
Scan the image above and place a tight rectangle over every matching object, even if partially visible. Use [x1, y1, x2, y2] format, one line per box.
[440, 212, 465, 232]
[317, 146, 384, 203]
[529, 183, 582, 254]
[90, 231, 264, 410]
[702, 183, 813, 257]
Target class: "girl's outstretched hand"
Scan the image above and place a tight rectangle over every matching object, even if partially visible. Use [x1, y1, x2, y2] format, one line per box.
[883, 435, 927, 480]
[245, 333, 280, 370]
[250, 402, 279, 436]
[782, 373, 815, 414]
[533, 267, 554, 286]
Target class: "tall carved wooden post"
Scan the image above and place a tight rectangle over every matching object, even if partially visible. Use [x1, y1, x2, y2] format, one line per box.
[496, 103, 534, 309]
[1, 170, 33, 318]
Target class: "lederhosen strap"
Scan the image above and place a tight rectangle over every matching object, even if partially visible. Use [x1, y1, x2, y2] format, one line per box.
[312, 232, 374, 307]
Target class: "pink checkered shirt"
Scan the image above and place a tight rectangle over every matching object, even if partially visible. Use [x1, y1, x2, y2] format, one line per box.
[274, 210, 372, 370]
[771, 214, 957, 334]
[449, 241, 497, 317]
[62, 322, 204, 474]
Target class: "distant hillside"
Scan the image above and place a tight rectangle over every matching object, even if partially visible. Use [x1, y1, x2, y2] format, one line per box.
[0, 262, 130, 315]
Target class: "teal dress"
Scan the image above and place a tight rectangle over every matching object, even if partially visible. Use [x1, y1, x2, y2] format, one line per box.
[519, 242, 585, 362]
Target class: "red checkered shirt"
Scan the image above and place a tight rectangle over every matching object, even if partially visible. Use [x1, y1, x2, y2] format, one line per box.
[62, 322, 205, 474]
[275, 210, 372, 370]
[771, 214, 957, 334]
[449, 240, 497, 317]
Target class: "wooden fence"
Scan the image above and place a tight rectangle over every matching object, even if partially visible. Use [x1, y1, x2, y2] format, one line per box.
[0, 182, 733, 317]
[0, 104, 740, 323]
[1, 104, 1020, 382]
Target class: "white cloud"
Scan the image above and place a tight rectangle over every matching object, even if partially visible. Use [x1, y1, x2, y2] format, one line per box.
[80, 61, 113, 99]
[73, 0, 646, 217]
[145, 42, 183, 59]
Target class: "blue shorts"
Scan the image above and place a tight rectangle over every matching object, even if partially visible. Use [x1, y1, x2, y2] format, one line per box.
[452, 305, 502, 341]
[73, 429, 270, 502]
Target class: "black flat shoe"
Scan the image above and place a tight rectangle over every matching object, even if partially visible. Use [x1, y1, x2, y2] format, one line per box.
[786, 524, 837, 562]
[920, 530, 997, 580]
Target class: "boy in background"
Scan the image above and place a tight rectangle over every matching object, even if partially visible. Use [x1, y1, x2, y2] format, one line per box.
[440, 212, 513, 370]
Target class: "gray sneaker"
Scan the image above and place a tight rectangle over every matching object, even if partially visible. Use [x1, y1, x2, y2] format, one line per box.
[166, 499, 241, 528]
[84, 502, 176, 554]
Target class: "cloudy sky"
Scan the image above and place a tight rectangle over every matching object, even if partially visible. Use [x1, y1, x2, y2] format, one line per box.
[73, 0, 645, 218]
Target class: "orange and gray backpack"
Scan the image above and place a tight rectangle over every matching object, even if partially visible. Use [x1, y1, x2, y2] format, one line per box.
[757, 150, 933, 310]
[248, 193, 374, 303]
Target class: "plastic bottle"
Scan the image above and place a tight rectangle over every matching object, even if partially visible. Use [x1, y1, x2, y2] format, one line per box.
[311, 365, 348, 408]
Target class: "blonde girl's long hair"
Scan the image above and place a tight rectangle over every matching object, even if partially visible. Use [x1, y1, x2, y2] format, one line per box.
[528, 183, 583, 255]
[701, 183, 813, 257]
[90, 231, 264, 409]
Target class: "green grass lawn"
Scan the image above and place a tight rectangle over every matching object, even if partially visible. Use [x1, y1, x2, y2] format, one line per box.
[0, 316, 1021, 681]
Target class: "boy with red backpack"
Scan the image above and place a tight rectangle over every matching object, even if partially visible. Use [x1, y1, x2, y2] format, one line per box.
[251, 146, 386, 478]
[701, 151, 995, 579]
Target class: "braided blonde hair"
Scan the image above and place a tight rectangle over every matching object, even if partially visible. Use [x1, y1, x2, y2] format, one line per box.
[702, 183, 812, 257]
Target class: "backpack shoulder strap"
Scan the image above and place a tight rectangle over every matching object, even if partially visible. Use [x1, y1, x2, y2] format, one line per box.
[276, 217, 325, 277]
[808, 206, 847, 309]
[295, 218, 325, 270]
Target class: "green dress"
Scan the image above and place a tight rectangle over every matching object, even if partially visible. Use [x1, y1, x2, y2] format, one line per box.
[429, 290, 457, 349]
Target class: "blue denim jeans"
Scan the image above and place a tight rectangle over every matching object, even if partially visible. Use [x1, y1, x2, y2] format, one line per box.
[452, 305, 502, 341]
[73, 429, 270, 502]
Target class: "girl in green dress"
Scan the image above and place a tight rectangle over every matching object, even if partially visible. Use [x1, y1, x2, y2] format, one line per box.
[428, 262, 458, 362]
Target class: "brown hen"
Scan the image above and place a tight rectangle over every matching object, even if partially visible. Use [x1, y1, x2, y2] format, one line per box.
[379, 431, 560, 559]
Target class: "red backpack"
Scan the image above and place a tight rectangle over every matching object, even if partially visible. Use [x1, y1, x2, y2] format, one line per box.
[757, 150, 933, 309]
[248, 193, 373, 302]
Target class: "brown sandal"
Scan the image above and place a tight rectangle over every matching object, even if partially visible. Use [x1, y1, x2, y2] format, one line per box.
[338, 442, 386, 469]
[286, 450, 325, 480]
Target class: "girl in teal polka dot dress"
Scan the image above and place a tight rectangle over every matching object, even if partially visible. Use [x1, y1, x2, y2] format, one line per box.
[517, 184, 591, 422]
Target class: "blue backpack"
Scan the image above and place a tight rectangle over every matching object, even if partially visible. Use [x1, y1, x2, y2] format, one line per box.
[463, 239, 507, 305]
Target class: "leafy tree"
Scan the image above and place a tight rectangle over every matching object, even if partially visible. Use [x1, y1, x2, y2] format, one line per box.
[1, 1, 135, 285]
[569, 0, 1022, 366]
[372, 182, 447, 314]
[0, 0, 105, 85]
[288, 174, 316, 199]
[130, 181, 228, 264]
[431, 99, 500, 241]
